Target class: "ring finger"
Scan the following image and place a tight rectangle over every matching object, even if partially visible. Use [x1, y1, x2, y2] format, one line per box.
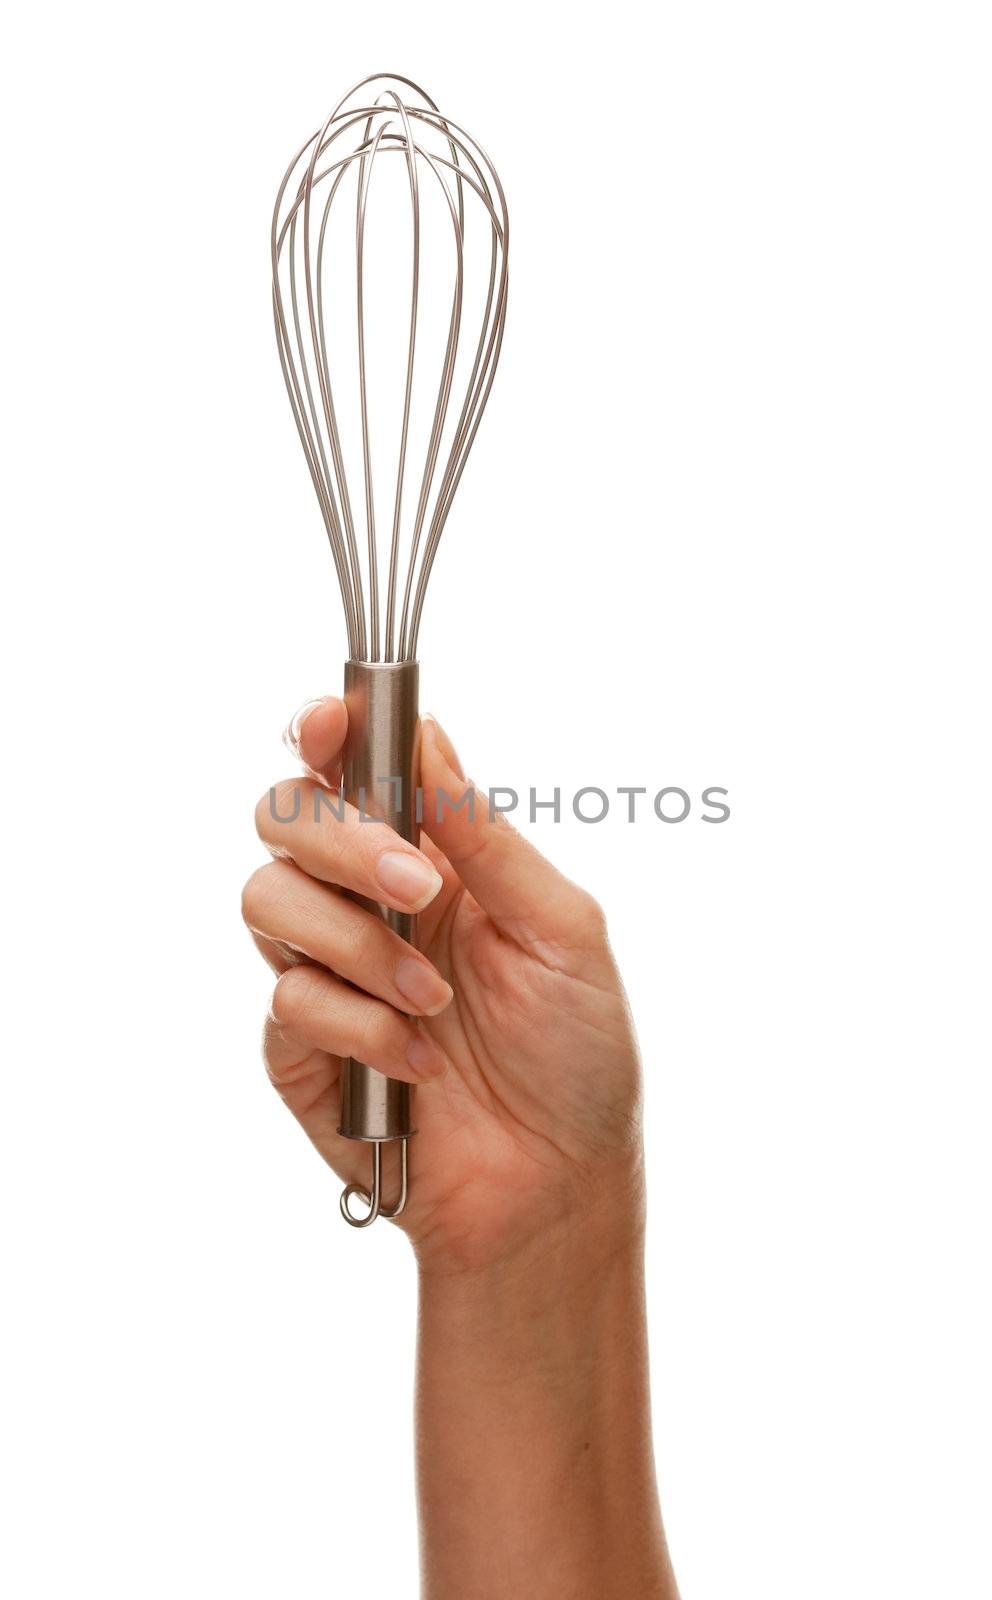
[268, 962, 449, 1084]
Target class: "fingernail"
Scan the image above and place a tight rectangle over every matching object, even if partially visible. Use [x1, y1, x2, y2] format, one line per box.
[376, 850, 443, 911]
[394, 957, 453, 1016]
[283, 698, 325, 758]
[407, 1031, 448, 1079]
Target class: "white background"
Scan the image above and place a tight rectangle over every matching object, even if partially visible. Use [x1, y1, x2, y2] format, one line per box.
[2, 3, 990, 1596]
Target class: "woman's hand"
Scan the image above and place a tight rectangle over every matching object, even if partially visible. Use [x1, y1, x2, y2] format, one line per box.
[243, 699, 677, 1596]
[242, 697, 645, 1274]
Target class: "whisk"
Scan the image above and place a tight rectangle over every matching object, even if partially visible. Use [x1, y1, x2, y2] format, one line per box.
[271, 74, 508, 1227]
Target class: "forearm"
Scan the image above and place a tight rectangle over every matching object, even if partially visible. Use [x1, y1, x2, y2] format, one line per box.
[415, 1205, 678, 1599]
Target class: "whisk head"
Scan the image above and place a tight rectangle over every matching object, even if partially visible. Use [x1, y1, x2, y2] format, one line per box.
[271, 74, 509, 663]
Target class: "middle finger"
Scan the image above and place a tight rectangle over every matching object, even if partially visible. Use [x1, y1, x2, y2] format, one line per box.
[242, 859, 453, 1017]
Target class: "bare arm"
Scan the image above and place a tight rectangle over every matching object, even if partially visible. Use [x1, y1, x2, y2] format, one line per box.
[417, 1220, 675, 1598]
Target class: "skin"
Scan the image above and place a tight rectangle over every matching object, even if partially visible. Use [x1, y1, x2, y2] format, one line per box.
[243, 698, 679, 1599]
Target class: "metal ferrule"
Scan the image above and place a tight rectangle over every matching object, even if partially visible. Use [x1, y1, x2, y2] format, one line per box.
[337, 662, 420, 1208]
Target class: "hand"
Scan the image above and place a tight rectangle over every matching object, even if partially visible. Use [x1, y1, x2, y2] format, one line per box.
[242, 698, 645, 1274]
[243, 701, 676, 1595]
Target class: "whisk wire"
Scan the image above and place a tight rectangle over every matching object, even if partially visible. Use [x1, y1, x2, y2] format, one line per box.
[302, 126, 368, 660]
[396, 149, 465, 660]
[355, 118, 390, 662]
[378, 92, 421, 665]
[272, 75, 508, 664]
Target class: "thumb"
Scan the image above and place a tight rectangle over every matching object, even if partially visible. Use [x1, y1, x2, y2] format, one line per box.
[419, 716, 596, 945]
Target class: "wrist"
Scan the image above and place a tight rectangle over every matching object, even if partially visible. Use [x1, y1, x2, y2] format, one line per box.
[415, 1182, 648, 1384]
[415, 1156, 646, 1299]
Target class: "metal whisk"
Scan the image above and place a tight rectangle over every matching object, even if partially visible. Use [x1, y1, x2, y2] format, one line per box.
[271, 74, 508, 1226]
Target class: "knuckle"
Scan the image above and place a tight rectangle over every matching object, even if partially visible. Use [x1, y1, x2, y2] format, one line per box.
[573, 888, 608, 937]
[342, 910, 385, 972]
[261, 1018, 289, 1087]
[255, 779, 305, 839]
[254, 789, 274, 837]
[241, 859, 299, 929]
[310, 788, 359, 867]
[362, 1003, 411, 1069]
[335, 915, 370, 972]
[270, 965, 323, 1033]
[240, 864, 274, 928]
[450, 812, 491, 865]
[319, 891, 357, 947]
[262, 1020, 309, 1093]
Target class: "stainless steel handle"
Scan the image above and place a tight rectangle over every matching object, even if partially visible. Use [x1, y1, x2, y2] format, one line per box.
[337, 660, 420, 1226]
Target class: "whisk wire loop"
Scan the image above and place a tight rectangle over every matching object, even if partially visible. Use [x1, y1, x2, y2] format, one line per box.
[339, 1138, 410, 1228]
